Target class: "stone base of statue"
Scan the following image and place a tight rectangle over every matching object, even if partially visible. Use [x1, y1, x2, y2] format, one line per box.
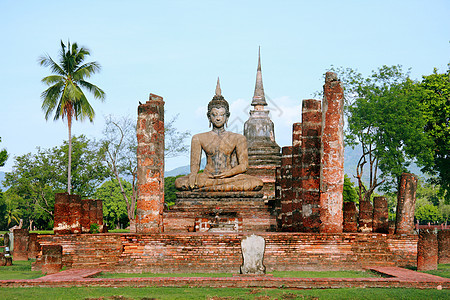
[163, 191, 277, 232]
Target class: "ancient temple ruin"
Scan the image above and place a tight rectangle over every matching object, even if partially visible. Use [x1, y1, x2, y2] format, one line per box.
[32, 51, 434, 275]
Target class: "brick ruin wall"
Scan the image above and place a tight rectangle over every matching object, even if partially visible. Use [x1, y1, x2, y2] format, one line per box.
[53, 193, 103, 234]
[35, 233, 418, 273]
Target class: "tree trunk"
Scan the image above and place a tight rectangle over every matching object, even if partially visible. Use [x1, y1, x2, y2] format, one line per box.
[129, 218, 136, 233]
[67, 114, 72, 194]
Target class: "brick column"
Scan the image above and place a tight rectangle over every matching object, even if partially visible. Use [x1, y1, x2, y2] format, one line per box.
[13, 229, 29, 261]
[343, 201, 358, 232]
[300, 99, 322, 232]
[96, 199, 104, 231]
[81, 199, 92, 233]
[27, 233, 39, 259]
[54, 193, 70, 234]
[278, 146, 293, 231]
[438, 230, 450, 264]
[292, 122, 302, 147]
[320, 72, 344, 233]
[291, 123, 303, 231]
[417, 229, 438, 271]
[373, 196, 389, 233]
[68, 194, 82, 234]
[358, 200, 373, 232]
[136, 93, 165, 233]
[395, 173, 418, 234]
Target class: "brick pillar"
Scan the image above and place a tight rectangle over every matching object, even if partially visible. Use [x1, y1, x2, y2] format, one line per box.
[300, 99, 322, 232]
[54, 193, 70, 234]
[292, 122, 302, 147]
[136, 93, 165, 233]
[278, 146, 293, 231]
[438, 230, 450, 264]
[291, 123, 303, 231]
[343, 201, 358, 232]
[81, 199, 91, 233]
[96, 199, 104, 231]
[320, 72, 344, 233]
[358, 200, 373, 232]
[373, 196, 389, 233]
[417, 229, 438, 271]
[27, 233, 39, 259]
[395, 173, 418, 234]
[68, 194, 82, 234]
[13, 229, 29, 261]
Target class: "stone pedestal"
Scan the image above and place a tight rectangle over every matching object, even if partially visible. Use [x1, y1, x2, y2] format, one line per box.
[395, 173, 418, 234]
[164, 191, 275, 232]
[417, 229, 438, 271]
[320, 72, 344, 233]
[438, 230, 450, 264]
[136, 93, 165, 233]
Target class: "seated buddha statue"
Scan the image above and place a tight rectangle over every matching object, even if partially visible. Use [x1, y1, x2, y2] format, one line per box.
[175, 79, 263, 192]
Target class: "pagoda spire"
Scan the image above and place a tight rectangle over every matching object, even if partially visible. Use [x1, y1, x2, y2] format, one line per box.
[251, 47, 267, 107]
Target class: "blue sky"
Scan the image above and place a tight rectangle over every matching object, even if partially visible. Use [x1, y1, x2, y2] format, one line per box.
[0, 0, 449, 172]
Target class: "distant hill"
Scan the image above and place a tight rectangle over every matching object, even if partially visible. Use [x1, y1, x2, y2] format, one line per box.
[165, 158, 206, 177]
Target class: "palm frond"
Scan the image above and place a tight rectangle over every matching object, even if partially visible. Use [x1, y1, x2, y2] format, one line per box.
[75, 92, 95, 122]
[78, 80, 106, 100]
[41, 82, 64, 120]
[38, 54, 66, 76]
[73, 61, 101, 80]
[41, 75, 64, 85]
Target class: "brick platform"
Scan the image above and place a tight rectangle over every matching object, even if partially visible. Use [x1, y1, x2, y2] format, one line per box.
[164, 191, 276, 232]
[34, 232, 417, 274]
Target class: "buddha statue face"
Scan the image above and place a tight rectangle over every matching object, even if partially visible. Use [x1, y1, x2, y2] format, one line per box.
[207, 96, 230, 129]
[209, 107, 228, 129]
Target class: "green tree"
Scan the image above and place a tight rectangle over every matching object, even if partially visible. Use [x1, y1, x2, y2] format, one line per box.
[39, 40, 105, 194]
[343, 174, 358, 203]
[3, 191, 21, 228]
[94, 179, 129, 229]
[99, 115, 189, 232]
[164, 175, 184, 207]
[415, 204, 441, 224]
[416, 69, 450, 201]
[4, 135, 108, 229]
[0, 137, 7, 167]
[334, 65, 431, 202]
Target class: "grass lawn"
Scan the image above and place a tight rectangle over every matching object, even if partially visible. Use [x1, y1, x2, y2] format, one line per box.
[422, 264, 450, 278]
[0, 260, 43, 280]
[0, 286, 448, 299]
[0, 261, 448, 299]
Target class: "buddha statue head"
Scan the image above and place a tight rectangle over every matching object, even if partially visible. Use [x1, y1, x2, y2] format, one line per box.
[207, 78, 230, 127]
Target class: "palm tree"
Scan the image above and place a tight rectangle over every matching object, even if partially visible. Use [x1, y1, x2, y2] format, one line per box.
[39, 40, 105, 194]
